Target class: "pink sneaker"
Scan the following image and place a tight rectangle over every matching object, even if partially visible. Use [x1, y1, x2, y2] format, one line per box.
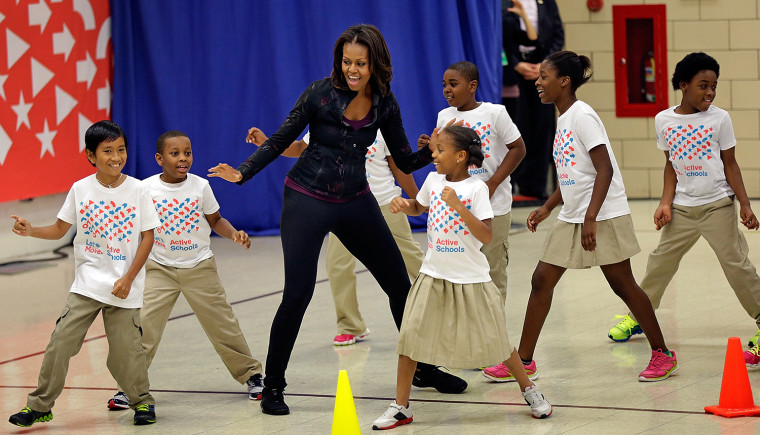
[333, 328, 370, 346]
[482, 360, 539, 382]
[638, 349, 678, 382]
[745, 346, 760, 368]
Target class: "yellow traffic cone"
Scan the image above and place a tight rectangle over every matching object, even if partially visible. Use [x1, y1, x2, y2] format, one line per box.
[331, 370, 361, 434]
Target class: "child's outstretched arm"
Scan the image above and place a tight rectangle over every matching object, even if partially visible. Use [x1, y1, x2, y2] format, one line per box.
[11, 215, 71, 239]
[485, 137, 526, 198]
[527, 187, 563, 232]
[441, 186, 492, 244]
[246, 127, 307, 158]
[654, 151, 677, 230]
[722, 147, 759, 230]
[206, 211, 251, 249]
[112, 229, 154, 299]
[582, 144, 614, 252]
[390, 196, 427, 216]
[388, 156, 419, 199]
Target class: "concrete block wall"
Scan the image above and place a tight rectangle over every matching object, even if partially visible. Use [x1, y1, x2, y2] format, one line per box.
[559, 0, 760, 198]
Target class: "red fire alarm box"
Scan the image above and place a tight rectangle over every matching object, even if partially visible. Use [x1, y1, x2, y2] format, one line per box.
[613, 5, 668, 117]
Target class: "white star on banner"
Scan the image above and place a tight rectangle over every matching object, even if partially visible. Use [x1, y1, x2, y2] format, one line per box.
[37, 119, 57, 158]
[0, 122, 11, 164]
[0, 74, 7, 100]
[12, 92, 32, 130]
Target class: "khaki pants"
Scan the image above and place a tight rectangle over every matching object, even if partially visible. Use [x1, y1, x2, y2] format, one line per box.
[631, 197, 760, 328]
[481, 213, 511, 304]
[28, 293, 153, 412]
[327, 203, 424, 335]
[139, 258, 262, 383]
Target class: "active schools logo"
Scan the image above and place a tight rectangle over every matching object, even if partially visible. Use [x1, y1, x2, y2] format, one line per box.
[154, 197, 202, 236]
[665, 124, 714, 163]
[553, 128, 576, 168]
[79, 199, 135, 243]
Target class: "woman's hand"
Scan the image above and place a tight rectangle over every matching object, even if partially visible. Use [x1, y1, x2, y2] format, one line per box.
[246, 127, 268, 146]
[417, 134, 430, 151]
[208, 164, 242, 183]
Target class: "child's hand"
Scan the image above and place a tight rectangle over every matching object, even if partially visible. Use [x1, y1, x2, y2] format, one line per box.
[740, 204, 759, 230]
[653, 204, 672, 230]
[440, 187, 461, 210]
[390, 196, 411, 214]
[208, 164, 242, 183]
[233, 230, 251, 249]
[526, 207, 550, 232]
[10, 215, 32, 237]
[112, 277, 133, 300]
[508, 0, 526, 16]
[418, 134, 430, 151]
[246, 127, 268, 146]
[581, 217, 597, 251]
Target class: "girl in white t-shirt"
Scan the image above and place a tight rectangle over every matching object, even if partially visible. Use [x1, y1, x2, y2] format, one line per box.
[371, 126, 552, 430]
[486, 51, 677, 385]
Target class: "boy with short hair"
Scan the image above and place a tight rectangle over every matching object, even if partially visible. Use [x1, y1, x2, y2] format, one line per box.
[108, 130, 263, 409]
[9, 120, 159, 427]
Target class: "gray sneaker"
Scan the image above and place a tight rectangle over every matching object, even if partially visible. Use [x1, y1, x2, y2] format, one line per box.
[246, 374, 263, 400]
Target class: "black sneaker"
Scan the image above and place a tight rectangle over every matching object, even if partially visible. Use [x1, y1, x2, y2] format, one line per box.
[9, 407, 53, 427]
[260, 387, 290, 415]
[133, 404, 156, 425]
[412, 365, 468, 394]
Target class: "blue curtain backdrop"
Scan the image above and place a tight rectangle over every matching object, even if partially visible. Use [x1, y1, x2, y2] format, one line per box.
[110, 0, 501, 235]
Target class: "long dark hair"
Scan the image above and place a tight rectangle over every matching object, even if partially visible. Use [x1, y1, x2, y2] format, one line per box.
[331, 24, 393, 96]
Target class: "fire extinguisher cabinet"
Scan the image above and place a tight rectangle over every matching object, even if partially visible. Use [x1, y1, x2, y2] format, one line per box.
[612, 4, 668, 117]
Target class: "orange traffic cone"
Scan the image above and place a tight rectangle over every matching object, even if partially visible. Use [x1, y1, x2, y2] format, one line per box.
[704, 337, 760, 417]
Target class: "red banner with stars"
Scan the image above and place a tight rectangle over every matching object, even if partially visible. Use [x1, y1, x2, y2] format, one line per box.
[0, 0, 112, 203]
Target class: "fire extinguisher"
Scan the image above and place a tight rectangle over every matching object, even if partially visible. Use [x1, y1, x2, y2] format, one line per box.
[642, 51, 656, 103]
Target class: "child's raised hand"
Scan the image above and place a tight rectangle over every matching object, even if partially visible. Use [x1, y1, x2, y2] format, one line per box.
[526, 206, 550, 232]
[112, 276, 132, 300]
[581, 218, 597, 251]
[740, 204, 759, 230]
[390, 196, 411, 214]
[440, 187, 461, 210]
[233, 230, 252, 249]
[246, 127, 268, 146]
[653, 204, 672, 230]
[208, 163, 242, 183]
[10, 215, 32, 237]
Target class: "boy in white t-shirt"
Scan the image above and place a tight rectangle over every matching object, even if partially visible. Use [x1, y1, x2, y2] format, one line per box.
[107, 130, 264, 410]
[9, 121, 159, 427]
[606, 53, 760, 366]
[423, 61, 526, 303]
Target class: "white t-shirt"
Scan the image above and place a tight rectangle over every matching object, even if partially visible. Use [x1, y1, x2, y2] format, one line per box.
[143, 173, 220, 268]
[437, 102, 522, 215]
[417, 172, 494, 284]
[655, 105, 736, 206]
[554, 101, 630, 223]
[57, 175, 160, 308]
[304, 131, 401, 206]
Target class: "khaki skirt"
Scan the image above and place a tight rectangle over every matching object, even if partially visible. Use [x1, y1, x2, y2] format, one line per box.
[540, 214, 641, 269]
[396, 273, 511, 368]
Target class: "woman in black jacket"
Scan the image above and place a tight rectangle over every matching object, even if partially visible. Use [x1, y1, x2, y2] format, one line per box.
[209, 24, 466, 416]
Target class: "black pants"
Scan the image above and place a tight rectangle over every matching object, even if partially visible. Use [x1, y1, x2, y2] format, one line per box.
[264, 187, 411, 389]
[511, 75, 557, 197]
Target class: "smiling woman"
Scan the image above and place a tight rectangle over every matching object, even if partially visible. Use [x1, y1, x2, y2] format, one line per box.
[208, 24, 467, 416]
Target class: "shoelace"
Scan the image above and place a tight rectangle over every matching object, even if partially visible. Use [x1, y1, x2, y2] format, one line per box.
[523, 387, 544, 404]
[750, 346, 760, 357]
[135, 404, 151, 412]
[645, 350, 669, 370]
[382, 403, 403, 418]
[613, 315, 637, 332]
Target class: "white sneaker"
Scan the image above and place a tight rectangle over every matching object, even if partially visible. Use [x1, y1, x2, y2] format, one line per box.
[107, 391, 130, 410]
[522, 384, 552, 419]
[372, 401, 412, 430]
[246, 373, 263, 400]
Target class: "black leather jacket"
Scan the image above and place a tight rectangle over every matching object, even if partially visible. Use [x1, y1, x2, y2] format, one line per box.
[237, 78, 432, 200]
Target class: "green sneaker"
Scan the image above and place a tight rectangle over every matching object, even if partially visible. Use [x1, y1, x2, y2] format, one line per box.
[748, 330, 760, 348]
[8, 407, 53, 427]
[133, 404, 156, 425]
[608, 315, 643, 342]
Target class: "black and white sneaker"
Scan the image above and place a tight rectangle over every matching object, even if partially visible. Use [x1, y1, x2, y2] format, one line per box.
[246, 373, 263, 400]
[372, 401, 412, 430]
[412, 364, 467, 394]
[107, 391, 130, 410]
[260, 387, 289, 415]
